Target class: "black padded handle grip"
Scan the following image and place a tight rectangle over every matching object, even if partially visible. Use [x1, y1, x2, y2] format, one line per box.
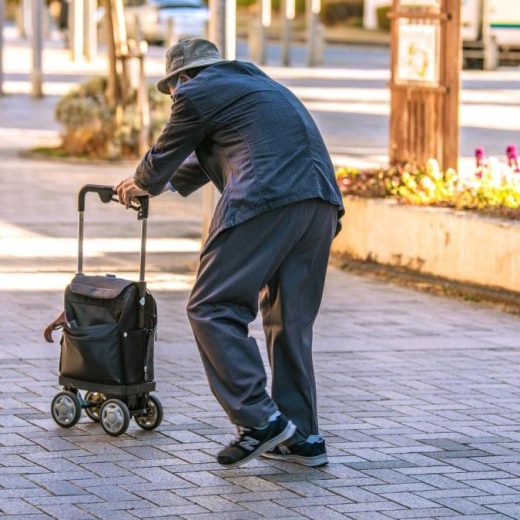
[78, 184, 149, 219]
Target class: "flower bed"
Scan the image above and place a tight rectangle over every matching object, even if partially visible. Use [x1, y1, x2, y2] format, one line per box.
[336, 157, 520, 221]
[333, 153, 520, 293]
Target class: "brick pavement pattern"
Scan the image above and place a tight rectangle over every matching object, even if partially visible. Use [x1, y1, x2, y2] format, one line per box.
[3, 30, 520, 520]
[3, 157, 520, 520]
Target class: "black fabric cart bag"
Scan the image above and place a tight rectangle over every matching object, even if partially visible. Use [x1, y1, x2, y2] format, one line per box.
[60, 275, 157, 386]
[59, 185, 156, 387]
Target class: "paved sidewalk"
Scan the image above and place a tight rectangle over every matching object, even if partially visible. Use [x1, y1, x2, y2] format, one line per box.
[2, 27, 520, 520]
[2, 122, 520, 520]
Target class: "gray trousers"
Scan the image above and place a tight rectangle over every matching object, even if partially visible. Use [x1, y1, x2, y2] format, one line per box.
[187, 199, 337, 438]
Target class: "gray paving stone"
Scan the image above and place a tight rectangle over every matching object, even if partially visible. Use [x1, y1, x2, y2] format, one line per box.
[380, 492, 440, 509]
[179, 513, 263, 520]
[129, 504, 208, 517]
[240, 500, 301, 517]
[431, 497, 494, 515]
[0, 498, 43, 515]
[175, 484, 246, 498]
[384, 508, 462, 518]
[38, 504, 98, 520]
[292, 505, 354, 520]
[223, 490, 299, 503]
[329, 500, 405, 513]
[188, 495, 246, 512]
[2, 516, 55, 520]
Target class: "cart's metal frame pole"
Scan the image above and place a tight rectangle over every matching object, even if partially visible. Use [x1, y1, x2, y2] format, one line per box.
[76, 188, 149, 329]
[137, 218, 147, 329]
[77, 212, 84, 274]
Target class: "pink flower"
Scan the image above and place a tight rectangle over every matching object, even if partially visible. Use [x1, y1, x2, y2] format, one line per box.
[506, 144, 520, 172]
[475, 147, 485, 178]
[475, 147, 485, 167]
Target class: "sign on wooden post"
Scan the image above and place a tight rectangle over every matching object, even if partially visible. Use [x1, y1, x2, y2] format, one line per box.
[389, 0, 461, 171]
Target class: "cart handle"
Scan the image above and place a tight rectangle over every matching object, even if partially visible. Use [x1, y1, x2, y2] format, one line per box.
[76, 185, 149, 295]
[78, 184, 149, 220]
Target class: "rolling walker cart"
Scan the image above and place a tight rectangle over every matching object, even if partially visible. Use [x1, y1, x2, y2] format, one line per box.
[51, 184, 162, 436]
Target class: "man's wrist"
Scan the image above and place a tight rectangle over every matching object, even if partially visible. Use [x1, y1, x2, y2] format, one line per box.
[133, 177, 149, 193]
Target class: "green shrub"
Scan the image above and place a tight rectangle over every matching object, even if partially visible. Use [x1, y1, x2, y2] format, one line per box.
[376, 4, 392, 31]
[55, 77, 170, 159]
[321, 0, 363, 26]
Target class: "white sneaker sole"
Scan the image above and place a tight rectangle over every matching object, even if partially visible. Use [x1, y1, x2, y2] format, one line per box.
[222, 420, 297, 469]
[261, 451, 329, 467]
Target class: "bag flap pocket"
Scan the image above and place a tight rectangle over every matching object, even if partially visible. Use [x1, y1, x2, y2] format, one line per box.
[69, 274, 134, 300]
[64, 322, 119, 338]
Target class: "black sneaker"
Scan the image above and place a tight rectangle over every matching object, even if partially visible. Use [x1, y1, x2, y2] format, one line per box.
[262, 436, 328, 467]
[217, 414, 296, 468]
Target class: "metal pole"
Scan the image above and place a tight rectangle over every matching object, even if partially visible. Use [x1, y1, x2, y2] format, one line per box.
[0, 0, 4, 96]
[83, 0, 97, 61]
[306, 0, 321, 66]
[281, 0, 294, 66]
[258, 0, 271, 65]
[209, 0, 236, 58]
[481, 0, 497, 70]
[166, 17, 176, 46]
[31, 0, 43, 98]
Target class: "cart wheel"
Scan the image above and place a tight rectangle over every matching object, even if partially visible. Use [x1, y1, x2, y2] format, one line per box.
[51, 390, 82, 428]
[99, 399, 130, 437]
[135, 394, 163, 431]
[84, 392, 105, 422]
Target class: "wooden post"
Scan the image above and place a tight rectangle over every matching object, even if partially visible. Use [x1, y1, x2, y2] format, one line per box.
[111, 0, 130, 105]
[83, 0, 97, 62]
[0, 0, 4, 96]
[135, 16, 150, 156]
[281, 0, 294, 66]
[20, 0, 31, 38]
[389, 0, 461, 171]
[31, 0, 43, 98]
[442, 0, 461, 170]
[104, 0, 119, 105]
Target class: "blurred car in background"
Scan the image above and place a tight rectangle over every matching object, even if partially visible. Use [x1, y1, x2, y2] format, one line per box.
[125, 0, 208, 44]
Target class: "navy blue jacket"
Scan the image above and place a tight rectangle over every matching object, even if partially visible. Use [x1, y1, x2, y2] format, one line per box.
[134, 61, 344, 245]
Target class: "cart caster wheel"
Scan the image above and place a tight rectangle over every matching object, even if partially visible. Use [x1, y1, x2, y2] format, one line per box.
[99, 399, 130, 436]
[51, 390, 82, 428]
[135, 394, 163, 431]
[84, 392, 105, 422]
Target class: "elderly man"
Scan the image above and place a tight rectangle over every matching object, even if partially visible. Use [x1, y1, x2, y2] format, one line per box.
[116, 39, 343, 468]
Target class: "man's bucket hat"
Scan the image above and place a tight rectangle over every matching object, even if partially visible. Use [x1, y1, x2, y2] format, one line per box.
[157, 38, 226, 94]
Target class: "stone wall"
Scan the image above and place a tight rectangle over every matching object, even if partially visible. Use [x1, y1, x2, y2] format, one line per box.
[332, 196, 520, 293]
